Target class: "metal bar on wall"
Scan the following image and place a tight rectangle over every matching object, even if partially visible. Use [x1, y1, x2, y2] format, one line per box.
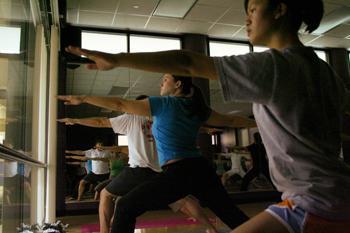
[46, 24, 59, 223]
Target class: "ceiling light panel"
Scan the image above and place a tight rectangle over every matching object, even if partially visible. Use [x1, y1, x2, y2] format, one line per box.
[153, 0, 197, 18]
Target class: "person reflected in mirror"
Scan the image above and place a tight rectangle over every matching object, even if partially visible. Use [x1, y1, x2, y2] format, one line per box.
[65, 140, 111, 201]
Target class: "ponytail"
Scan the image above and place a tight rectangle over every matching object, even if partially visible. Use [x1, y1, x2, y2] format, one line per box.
[172, 75, 211, 121]
[301, 1, 323, 33]
[191, 85, 211, 121]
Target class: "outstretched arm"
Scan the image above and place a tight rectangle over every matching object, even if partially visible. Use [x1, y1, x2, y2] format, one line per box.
[58, 117, 111, 128]
[65, 150, 85, 155]
[66, 161, 84, 165]
[65, 155, 87, 161]
[57, 95, 151, 116]
[206, 110, 257, 128]
[65, 46, 218, 80]
[101, 145, 129, 155]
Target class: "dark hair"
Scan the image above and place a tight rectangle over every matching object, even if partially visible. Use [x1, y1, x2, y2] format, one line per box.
[135, 95, 149, 100]
[244, 0, 324, 33]
[253, 132, 262, 144]
[95, 138, 104, 145]
[172, 75, 211, 121]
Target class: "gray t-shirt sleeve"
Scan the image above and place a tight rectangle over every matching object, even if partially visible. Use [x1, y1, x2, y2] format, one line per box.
[213, 51, 278, 104]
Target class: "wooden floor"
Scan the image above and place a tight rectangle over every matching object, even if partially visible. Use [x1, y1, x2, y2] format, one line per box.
[61, 202, 272, 233]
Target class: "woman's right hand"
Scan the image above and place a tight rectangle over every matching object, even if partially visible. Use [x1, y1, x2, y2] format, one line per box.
[65, 46, 118, 70]
[57, 118, 75, 125]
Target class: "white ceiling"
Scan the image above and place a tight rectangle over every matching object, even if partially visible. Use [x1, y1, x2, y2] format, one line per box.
[63, 0, 350, 118]
[65, 0, 350, 47]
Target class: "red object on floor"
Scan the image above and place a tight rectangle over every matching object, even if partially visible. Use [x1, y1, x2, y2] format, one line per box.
[81, 216, 216, 232]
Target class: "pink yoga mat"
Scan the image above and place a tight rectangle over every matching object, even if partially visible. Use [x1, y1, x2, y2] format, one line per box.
[81, 216, 216, 233]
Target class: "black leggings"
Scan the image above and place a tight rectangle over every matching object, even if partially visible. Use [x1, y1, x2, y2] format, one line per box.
[111, 157, 249, 233]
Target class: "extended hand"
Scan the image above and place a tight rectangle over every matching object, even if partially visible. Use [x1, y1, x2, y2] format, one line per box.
[65, 46, 117, 70]
[57, 95, 85, 105]
[57, 118, 75, 125]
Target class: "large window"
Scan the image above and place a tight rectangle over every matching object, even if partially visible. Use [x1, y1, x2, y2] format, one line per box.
[81, 31, 127, 53]
[130, 35, 181, 52]
[253, 46, 268, 52]
[209, 41, 250, 56]
[0, 26, 21, 54]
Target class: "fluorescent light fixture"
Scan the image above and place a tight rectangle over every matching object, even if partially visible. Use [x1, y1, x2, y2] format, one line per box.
[82, 31, 127, 53]
[0, 26, 21, 54]
[312, 6, 350, 35]
[153, 0, 197, 18]
[209, 42, 250, 56]
[346, 35, 350, 40]
[130, 35, 180, 52]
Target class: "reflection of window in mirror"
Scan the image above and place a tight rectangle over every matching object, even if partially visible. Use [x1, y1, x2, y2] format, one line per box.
[253, 46, 268, 52]
[211, 135, 218, 145]
[117, 135, 128, 146]
[0, 26, 21, 54]
[130, 35, 181, 53]
[82, 31, 127, 53]
[314, 50, 328, 62]
[209, 41, 250, 56]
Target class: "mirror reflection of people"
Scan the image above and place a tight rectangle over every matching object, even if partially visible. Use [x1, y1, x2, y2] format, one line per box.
[58, 94, 229, 233]
[240, 132, 273, 191]
[64, 0, 350, 231]
[2, 140, 31, 205]
[58, 75, 252, 233]
[65, 140, 111, 201]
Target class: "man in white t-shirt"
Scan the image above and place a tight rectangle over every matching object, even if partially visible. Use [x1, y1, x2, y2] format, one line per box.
[66, 140, 111, 201]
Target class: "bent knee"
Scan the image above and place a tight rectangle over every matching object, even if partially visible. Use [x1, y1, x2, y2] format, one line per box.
[101, 188, 116, 199]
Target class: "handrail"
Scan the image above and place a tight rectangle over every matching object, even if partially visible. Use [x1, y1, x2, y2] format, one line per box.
[0, 145, 46, 168]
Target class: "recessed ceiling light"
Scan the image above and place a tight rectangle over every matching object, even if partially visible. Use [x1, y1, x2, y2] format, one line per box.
[346, 35, 350, 40]
[133, 5, 139, 9]
[153, 0, 197, 19]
